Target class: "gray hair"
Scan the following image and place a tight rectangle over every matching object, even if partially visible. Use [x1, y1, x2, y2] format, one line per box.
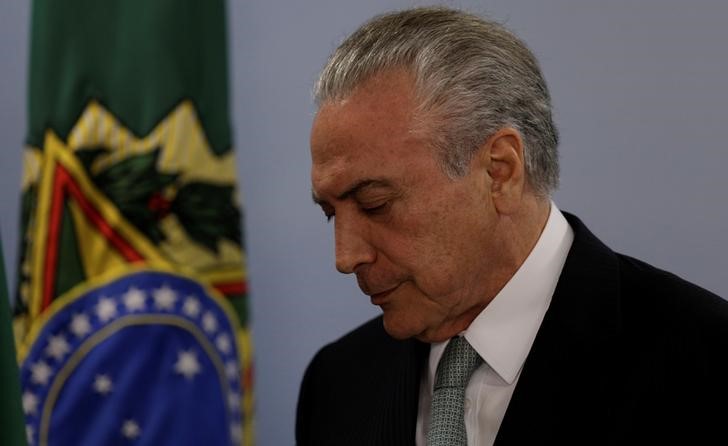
[314, 7, 559, 196]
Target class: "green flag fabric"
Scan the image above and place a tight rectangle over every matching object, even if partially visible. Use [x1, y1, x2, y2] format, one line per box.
[14, 1, 253, 445]
[0, 236, 27, 446]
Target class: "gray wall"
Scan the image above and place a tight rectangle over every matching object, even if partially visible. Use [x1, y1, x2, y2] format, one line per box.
[3, 1, 728, 445]
[0, 0, 29, 278]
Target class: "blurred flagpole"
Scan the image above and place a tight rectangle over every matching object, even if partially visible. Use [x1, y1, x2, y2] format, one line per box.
[0, 234, 27, 446]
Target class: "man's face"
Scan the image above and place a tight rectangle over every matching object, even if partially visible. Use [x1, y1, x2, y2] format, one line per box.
[311, 70, 507, 342]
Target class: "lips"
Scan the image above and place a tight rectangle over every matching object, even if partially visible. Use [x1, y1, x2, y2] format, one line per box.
[357, 273, 403, 306]
[369, 286, 396, 306]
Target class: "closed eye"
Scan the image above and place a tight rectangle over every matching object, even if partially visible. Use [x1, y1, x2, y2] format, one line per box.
[361, 202, 389, 215]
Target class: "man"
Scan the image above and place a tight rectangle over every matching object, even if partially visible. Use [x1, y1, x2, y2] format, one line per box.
[297, 7, 728, 445]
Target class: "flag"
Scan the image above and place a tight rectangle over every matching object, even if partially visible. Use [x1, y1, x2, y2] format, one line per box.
[14, 1, 253, 445]
[1, 235, 27, 446]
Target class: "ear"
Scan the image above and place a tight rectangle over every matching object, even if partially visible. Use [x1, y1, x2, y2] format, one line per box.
[485, 128, 526, 214]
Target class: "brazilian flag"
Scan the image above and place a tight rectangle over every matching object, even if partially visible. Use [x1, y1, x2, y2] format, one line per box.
[14, 1, 253, 445]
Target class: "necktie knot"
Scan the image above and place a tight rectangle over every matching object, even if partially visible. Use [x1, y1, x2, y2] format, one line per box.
[434, 336, 482, 390]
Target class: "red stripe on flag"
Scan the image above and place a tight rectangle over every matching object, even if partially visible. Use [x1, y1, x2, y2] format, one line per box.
[42, 167, 67, 311]
[41, 165, 145, 312]
[61, 167, 144, 262]
[214, 281, 248, 296]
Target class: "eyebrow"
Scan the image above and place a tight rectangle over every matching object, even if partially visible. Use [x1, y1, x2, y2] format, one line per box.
[311, 179, 393, 206]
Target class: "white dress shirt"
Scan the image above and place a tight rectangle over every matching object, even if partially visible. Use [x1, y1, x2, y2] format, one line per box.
[415, 203, 574, 446]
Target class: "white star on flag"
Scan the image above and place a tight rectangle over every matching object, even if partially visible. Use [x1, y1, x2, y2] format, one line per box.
[174, 349, 202, 380]
[228, 391, 241, 410]
[216, 334, 232, 354]
[123, 287, 146, 312]
[69, 313, 92, 338]
[182, 296, 201, 318]
[96, 297, 117, 322]
[121, 419, 141, 439]
[22, 391, 39, 415]
[225, 360, 239, 380]
[153, 285, 177, 311]
[30, 361, 53, 386]
[26, 425, 34, 445]
[45, 334, 70, 361]
[230, 422, 243, 444]
[202, 312, 218, 334]
[93, 374, 113, 395]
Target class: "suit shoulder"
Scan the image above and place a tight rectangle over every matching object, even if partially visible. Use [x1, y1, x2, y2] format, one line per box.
[300, 316, 428, 391]
[313, 316, 419, 366]
[617, 252, 726, 306]
[616, 252, 728, 332]
[328, 315, 388, 347]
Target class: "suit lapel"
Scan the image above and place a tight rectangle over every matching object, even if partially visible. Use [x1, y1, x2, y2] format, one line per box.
[393, 338, 430, 444]
[374, 336, 430, 445]
[495, 214, 622, 444]
[344, 318, 429, 445]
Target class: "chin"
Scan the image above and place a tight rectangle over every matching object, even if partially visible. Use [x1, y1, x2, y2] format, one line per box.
[381, 311, 421, 340]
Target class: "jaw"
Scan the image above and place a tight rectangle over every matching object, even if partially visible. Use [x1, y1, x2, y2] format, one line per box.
[412, 302, 489, 343]
[378, 285, 489, 342]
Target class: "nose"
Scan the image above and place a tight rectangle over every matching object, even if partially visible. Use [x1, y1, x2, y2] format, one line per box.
[334, 214, 376, 274]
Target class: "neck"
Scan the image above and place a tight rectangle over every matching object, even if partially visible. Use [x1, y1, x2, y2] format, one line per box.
[509, 196, 552, 262]
[488, 195, 552, 296]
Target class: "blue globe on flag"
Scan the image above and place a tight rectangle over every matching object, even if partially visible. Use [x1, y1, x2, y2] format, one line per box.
[20, 269, 244, 445]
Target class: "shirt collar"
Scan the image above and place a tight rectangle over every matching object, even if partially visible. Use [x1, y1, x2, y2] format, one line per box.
[428, 202, 574, 385]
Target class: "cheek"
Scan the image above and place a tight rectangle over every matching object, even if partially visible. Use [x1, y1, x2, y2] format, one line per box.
[378, 215, 465, 284]
[386, 232, 464, 297]
[413, 254, 464, 298]
[371, 187, 486, 292]
[403, 219, 489, 299]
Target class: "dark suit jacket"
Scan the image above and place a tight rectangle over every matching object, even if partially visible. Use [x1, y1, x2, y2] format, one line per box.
[296, 214, 728, 445]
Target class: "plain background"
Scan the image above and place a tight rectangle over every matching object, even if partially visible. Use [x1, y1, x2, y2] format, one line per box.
[2, 1, 727, 445]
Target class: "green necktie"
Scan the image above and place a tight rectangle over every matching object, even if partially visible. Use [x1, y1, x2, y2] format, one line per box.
[426, 336, 483, 446]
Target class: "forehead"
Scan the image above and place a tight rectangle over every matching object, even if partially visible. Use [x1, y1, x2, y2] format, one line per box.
[310, 70, 434, 197]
